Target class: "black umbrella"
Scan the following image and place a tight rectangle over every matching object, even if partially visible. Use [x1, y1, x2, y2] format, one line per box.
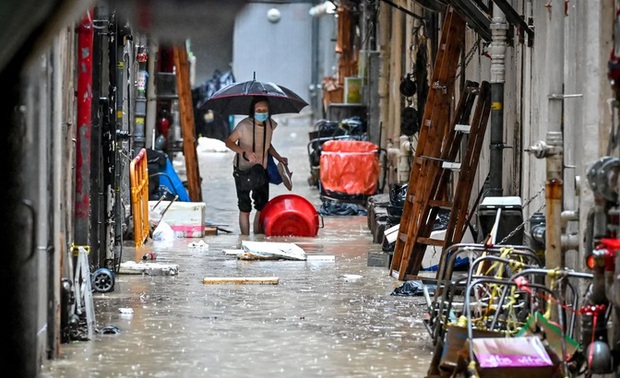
[199, 79, 309, 116]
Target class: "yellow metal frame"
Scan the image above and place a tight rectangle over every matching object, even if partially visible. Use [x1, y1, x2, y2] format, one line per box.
[130, 148, 150, 247]
[71, 244, 90, 256]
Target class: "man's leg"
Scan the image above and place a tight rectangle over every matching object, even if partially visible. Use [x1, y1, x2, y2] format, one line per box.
[253, 211, 262, 234]
[252, 181, 269, 235]
[239, 211, 251, 235]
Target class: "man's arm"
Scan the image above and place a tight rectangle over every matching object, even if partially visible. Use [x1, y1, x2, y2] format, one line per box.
[268, 144, 288, 165]
[226, 128, 258, 163]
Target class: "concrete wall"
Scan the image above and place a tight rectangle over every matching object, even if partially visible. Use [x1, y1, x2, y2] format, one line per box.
[232, 3, 314, 110]
[522, 0, 612, 220]
[189, 19, 234, 87]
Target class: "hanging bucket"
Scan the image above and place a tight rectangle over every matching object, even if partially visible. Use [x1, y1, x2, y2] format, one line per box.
[259, 194, 323, 237]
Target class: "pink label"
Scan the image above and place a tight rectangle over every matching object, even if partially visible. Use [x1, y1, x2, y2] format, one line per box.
[170, 225, 203, 238]
[476, 353, 553, 368]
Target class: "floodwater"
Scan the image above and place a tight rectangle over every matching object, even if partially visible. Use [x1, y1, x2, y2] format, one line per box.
[39, 115, 435, 377]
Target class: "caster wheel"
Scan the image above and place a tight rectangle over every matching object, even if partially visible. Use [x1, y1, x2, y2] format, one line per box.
[91, 268, 115, 293]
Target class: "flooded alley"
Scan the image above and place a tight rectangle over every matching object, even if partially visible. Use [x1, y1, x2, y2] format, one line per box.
[39, 117, 434, 377]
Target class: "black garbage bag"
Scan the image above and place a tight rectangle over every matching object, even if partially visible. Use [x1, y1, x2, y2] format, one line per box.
[192, 69, 236, 141]
[389, 183, 408, 207]
[318, 201, 367, 216]
[390, 280, 436, 297]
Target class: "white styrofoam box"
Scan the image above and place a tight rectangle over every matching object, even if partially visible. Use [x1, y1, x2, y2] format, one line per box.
[383, 223, 475, 271]
[421, 227, 475, 271]
[149, 201, 206, 238]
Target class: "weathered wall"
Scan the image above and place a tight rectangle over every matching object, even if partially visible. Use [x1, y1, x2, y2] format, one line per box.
[233, 3, 314, 108]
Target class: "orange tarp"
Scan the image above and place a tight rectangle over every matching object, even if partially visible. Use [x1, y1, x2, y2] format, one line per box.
[319, 140, 379, 195]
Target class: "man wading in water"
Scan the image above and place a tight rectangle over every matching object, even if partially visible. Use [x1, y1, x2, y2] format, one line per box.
[225, 97, 288, 235]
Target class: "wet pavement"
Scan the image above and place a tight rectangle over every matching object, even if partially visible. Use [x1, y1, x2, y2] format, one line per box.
[39, 115, 434, 377]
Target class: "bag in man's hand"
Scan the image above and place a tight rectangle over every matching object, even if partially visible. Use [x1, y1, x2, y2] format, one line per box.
[267, 153, 283, 185]
[233, 164, 267, 191]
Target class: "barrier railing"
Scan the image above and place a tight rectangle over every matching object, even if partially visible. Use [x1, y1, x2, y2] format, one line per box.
[130, 148, 149, 247]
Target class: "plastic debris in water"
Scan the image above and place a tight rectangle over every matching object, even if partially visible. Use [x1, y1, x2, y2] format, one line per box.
[99, 325, 121, 335]
[188, 240, 209, 251]
[342, 274, 363, 282]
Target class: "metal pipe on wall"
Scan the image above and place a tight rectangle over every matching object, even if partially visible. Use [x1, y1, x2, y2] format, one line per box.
[488, 4, 508, 196]
[525, 0, 566, 322]
[537, 0, 566, 323]
[545, 0, 565, 273]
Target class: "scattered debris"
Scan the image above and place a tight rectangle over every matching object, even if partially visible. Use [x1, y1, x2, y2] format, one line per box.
[240, 241, 306, 260]
[119, 261, 179, 276]
[142, 251, 157, 260]
[224, 245, 334, 262]
[202, 277, 279, 285]
[188, 240, 209, 251]
[223, 249, 243, 256]
[391, 280, 436, 296]
[306, 254, 335, 262]
[342, 274, 363, 282]
[98, 325, 121, 335]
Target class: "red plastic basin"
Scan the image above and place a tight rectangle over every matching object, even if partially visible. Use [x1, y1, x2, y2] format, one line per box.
[259, 194, 320, 237]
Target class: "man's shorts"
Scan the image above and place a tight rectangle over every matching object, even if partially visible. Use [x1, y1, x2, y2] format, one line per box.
[235, 177, 269, 213]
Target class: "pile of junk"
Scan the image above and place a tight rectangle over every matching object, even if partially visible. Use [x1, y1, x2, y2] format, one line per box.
[306, 116, 387, 216]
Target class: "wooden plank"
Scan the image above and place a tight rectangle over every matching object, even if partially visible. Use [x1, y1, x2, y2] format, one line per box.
[204, 226, 218, 235]
[416, 237, 445, 246]
[428, 199, 452, 208]
[173, 46, 203, 202]
[202, 277, 280, 285]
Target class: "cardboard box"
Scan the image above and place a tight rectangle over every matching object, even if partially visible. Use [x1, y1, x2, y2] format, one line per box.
[149, 201, 206, 238]
[440, 325, 504, 371]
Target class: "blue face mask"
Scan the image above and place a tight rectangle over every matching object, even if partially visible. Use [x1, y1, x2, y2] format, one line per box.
[255, 112, 269, 122]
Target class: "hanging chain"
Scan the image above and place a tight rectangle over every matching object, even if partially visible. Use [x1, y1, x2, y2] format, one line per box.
[453, 38, 480, 84]
[496, 187, 546, 245]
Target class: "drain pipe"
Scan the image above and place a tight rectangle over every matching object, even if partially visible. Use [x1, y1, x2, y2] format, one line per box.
[527, 1, 565, 322]
[487, 4, 508, 196]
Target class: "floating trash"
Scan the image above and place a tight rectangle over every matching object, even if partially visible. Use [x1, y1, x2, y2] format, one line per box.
[98, 325, 121, 335]
[342, 274, 363, 282]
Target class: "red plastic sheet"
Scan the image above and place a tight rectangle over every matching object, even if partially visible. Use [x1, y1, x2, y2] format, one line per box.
[319, 140, 379, 195]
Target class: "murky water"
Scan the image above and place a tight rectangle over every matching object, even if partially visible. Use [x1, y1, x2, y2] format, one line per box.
[40, 118, 435, 377]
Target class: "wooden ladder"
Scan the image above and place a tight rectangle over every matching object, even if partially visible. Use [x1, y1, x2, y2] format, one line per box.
[390, 8, 495, 281]
[173, 45, 203, 202]
[389, 8, 465, 280]
[390, 79, 492, 281]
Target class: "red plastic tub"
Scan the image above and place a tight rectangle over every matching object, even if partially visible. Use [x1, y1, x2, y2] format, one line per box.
[259, 194, 321, 237]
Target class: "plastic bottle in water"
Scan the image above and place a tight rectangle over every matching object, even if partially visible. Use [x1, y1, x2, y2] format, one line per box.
[142, 252, 156, 260]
